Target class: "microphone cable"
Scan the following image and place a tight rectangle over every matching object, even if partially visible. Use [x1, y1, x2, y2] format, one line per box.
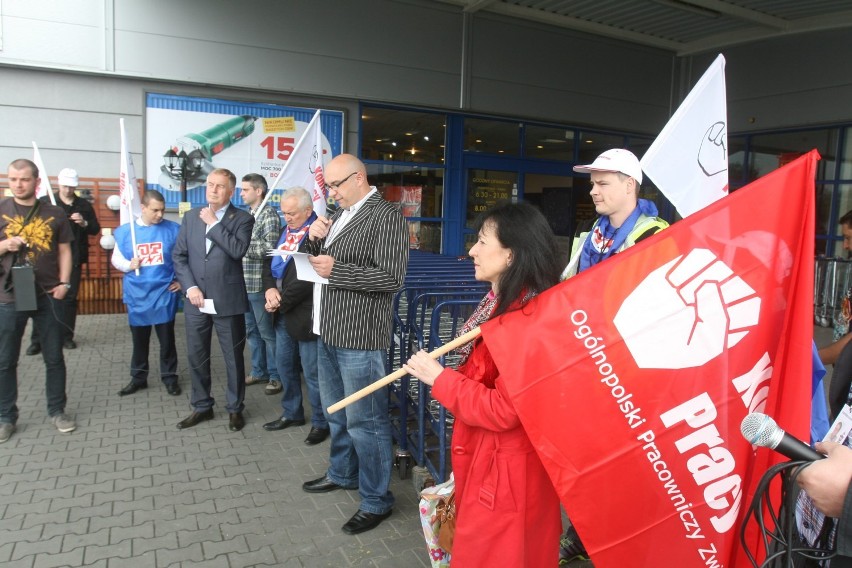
[739, 459, 836, 567]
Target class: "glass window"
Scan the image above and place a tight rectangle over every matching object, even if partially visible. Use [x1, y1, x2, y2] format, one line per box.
[361, 107, 446, 164]
[368, 164, 444, 220]
[842, 127, 852, 180]
[408, 220, 442, 253]
[748, 129, 838, 181]
[464, 118, 520, 155]
[524, 125, 574, 160]
[728, 136, 749, 190]
[625, 136, 654, 161]
[465, 169, 517, 230]
[576, 131, 626, 164]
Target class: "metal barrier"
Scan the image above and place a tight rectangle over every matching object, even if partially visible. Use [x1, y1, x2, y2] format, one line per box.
[388, 251, 485, 481]
[814, 257, 852, 328]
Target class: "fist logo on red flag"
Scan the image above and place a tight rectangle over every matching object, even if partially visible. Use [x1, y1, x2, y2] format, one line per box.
[614, 248, 761, 369]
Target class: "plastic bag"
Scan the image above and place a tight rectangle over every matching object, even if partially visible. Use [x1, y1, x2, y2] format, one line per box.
[419, 474, 454, 567]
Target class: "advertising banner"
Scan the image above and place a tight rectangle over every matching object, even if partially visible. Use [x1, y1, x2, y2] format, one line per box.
[145, 93, 343, 210]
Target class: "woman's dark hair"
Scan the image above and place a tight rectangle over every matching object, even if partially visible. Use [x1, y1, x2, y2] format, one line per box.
[472, 201, 562, 318]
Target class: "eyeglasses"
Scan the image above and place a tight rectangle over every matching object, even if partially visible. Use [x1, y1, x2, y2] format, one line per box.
[323, 171, 358, 193]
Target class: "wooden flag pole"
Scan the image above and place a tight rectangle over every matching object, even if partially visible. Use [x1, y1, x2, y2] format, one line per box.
[326, 326, 482, 415]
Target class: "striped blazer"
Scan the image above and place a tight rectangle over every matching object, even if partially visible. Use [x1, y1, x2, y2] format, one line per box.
[302, 192, 408, 350]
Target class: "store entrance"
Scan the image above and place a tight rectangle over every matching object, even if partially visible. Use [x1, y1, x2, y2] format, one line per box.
[461, 155, 581, 262]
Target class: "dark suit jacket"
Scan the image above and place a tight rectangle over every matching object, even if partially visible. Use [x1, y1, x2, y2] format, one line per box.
[172, 203, 254, 317]
[261, 251, 315, 342]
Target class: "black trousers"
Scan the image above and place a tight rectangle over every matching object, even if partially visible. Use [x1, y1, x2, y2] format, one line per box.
[129, 320, 178, 386]
[31, 264, 82, 345]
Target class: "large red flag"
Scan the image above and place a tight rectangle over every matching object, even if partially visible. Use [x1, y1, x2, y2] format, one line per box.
[480, 150, 818, 567]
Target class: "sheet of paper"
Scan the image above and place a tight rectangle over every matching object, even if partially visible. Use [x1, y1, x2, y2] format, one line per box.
[289, 252, 329, 284]
[824, 404, 852, 443]
[199, 299, 217, 314]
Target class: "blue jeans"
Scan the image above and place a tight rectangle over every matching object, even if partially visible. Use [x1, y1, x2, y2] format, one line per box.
[273, 314, 327, 429]
[245, 292, 278, 381]
[0, 297, 67, 424]
[316, 340, 394, 514]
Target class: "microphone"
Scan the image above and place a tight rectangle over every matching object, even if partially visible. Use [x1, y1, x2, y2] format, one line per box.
[740, 412, 824, 462]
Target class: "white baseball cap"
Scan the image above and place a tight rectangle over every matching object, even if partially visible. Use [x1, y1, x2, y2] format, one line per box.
[573, 149, 643, 184]
[57, 168, 79, 187]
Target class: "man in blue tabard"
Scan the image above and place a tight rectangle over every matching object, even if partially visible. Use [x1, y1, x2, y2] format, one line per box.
[111, 190, 182, 397]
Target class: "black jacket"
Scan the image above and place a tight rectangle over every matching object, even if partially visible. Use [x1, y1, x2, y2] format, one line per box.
[261, 251, 316, 342]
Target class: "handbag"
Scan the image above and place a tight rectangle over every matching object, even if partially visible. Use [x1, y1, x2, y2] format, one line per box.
[418, 474, 455, 567]
[436, 489, 456, 553]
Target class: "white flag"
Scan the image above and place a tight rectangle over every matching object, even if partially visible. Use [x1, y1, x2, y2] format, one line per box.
[641, 54, 728, 218]
[261, 110, 329, 217]
[119, 118, 142, 225]
[31, 142, 56, 205]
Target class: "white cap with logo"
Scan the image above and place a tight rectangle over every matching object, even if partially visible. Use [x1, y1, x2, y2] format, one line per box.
[57, 168, 79, 187]
[573, 149, 643, 184]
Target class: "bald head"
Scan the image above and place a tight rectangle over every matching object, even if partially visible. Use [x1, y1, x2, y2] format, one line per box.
[325, 153, 370, 209]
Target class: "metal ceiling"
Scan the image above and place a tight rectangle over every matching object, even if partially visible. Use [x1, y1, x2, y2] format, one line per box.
[431, 0, 852, 55]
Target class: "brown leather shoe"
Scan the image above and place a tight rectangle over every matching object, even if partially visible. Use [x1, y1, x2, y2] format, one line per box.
[176, 409, 213, 430]
[228, 412, 245, 432]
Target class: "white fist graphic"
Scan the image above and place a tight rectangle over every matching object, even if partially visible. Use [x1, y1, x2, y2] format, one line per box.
[613, 249, 760, 369]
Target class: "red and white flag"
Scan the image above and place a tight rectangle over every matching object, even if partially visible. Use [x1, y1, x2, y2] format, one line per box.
[31, 142, 56, 205]
[480, 150, 818, 567]
[641, 54, 728, 218]
[261, 110, 329, 216]
[119, 118, 142, 225]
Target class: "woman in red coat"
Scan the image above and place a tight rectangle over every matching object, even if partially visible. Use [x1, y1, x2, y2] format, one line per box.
[405, 202, 563, 567]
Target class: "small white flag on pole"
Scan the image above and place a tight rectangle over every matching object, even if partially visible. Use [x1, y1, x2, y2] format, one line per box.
[31, 142, 56, 205]
[258, 110, 329, 217]
[641, 54, 728, 218]
[119, 118, 142, 225]
[119, 118, 142, 274]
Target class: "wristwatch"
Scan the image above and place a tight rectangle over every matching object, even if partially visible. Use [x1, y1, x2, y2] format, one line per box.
[59, 282, 72, 290]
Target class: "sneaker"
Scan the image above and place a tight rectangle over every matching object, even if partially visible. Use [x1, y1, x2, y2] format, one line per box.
[51, 413, 76, 433]
[265, 380, 283, 395]
[245, 375, 269, 386]
[559, 525, 589, 564]
[0, 423, 15, 443]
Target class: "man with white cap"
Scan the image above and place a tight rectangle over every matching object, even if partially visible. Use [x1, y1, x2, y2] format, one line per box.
[558, 148, 669, 564]
[27, 167, 100, 353]
[560, 148, 668, 280]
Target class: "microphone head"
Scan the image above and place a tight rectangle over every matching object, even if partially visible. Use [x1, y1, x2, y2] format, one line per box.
[740, 412, 783, 449]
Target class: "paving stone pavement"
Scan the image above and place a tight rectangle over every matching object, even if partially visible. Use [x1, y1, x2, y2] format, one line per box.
[1, 314, 432, 568]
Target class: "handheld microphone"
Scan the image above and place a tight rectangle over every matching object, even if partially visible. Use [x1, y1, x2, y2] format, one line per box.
[740, 412, 824, 462]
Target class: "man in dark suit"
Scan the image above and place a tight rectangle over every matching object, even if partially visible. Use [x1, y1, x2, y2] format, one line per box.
[172, 168, 254, 432]
[302, 154, 408, 535]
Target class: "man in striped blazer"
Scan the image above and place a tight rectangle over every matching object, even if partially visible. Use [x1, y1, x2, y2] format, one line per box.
[301, 154, 409, 535]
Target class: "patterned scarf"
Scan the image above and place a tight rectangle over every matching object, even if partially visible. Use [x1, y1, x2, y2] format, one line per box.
[578, 198, 659, 273]
[271, 212, 316, 279]
[454, 290, 498, 365]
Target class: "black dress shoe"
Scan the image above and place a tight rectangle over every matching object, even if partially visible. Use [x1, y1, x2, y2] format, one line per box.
[228, 413, 245, 432]
[118, 382, 147, 396]
[166, 383, 182, 396]
[342, 509, 392, 535]
[302, 475, 356, 493]
[63, 339, 77, 349]
[304, 427, 330, 445]
[263, 418, 305, 431]
[176, 409, 214, 430]
[26, 344, 41, 356]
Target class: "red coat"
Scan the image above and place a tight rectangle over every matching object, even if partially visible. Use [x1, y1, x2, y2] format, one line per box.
[432, 337, 562, 567]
